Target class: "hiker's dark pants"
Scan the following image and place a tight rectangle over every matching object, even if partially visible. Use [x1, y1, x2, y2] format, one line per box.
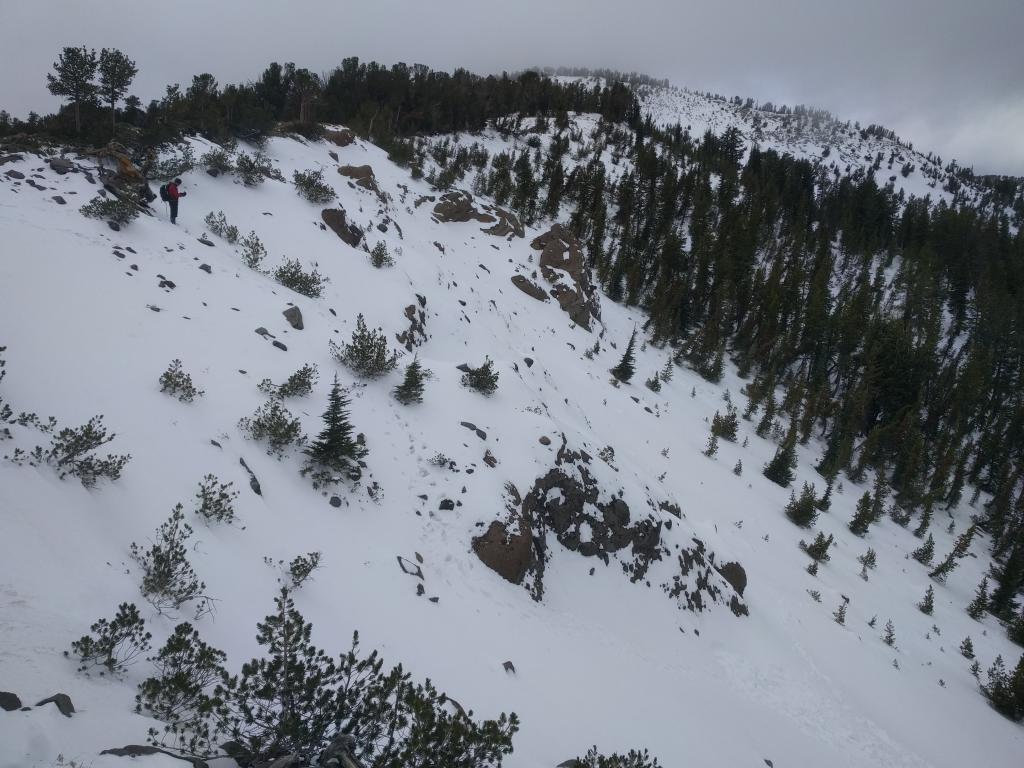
[169, 199, 179, 223]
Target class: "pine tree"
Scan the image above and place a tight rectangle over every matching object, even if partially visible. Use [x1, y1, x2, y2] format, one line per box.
[47, 46, 98, 134]
[733, 459, 743, 476]
[848, 491, 874, 536]
[804, 532, 834, 562]
[330, 314, 399, 378]
[130, 505, 207, 616]
[611, 329, 637, 383]
[763, 438, 797, 488]
[659, 356, 674, 383]
[911, 534, 935, 566]
[98, 48, 137, 136]
[816, 479, 833, 512]
[960, 636, 975, 659]
[981, 655, 1017, 719]
[393, 356, 427, 405]
[989, 542, 1024, 619]
[302, 374, 365, 484]
[929, 524, 978, 581]
[918, 584, 935, 615]
[785, 483, 819, 528]
[833, 601, 847, 625]
[702, 432, 719, 458]
[883, 619, 896, 647]
[967, 576, 989, 620]
[461, 356, 500, 395]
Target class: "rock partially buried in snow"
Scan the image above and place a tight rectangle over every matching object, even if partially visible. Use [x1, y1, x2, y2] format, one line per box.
[510, 274, 548, 302]
[531, 223, 601, 330]
[35, 693, 74, 717]
[0, 691, 21, 711]
[439, 499, 455, 511]
[324, 128, 354, 147]
[283, 305, 303, 330]
[338, 164, 384, 201]
[100, 744, 209, 767]
[539, 435, 551, 446]
[199, 263, 211, 273]
[321, 207, 363, 248]
[48, 157, 74, 174]
[329, 496, 341, 508]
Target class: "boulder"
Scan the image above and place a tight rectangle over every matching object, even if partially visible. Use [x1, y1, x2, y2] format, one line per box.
[510, 274, 548, 302]
[0, 153, 23, 166]
[3, 169, 25, 180]
[338, 165, 384, 201]
[539, 435, 551, 446]
[439, 499, 455, 511]
[0, 691, 21, 711]
[283, 305, 303, 330]
[324, 128, 355, 147]
[321, 208, 363, 248]
[35, 693, 74, 717]
[531, 223, 601, 330]
[717, 561, 747, 597]
[329, 495, 342, 508]
[239, 457, 262, 496]
[48, 157, 74, 174]
[432, 191, 496, 224]
[52, 195, 66, 205]
[472, 517, 533, 585]
[199, 263, 212, 274]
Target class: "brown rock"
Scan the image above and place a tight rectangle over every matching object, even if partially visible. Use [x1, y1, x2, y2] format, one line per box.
[324, 129, 355, 147]
[473, 518, 533, 585]
[717, 561, 747, 597]
[321, 208, 363, 248]
[338, 164, 383, 200]
[511, 274, 549, 302]
[432, 191, 496, 224]
[530, 223, 601, 330]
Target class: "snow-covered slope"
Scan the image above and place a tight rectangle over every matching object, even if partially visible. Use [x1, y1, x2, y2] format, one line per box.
[1, 126, 1022, 768]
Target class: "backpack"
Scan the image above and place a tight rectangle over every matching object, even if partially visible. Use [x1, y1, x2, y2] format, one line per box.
[159, 184, 170, 202]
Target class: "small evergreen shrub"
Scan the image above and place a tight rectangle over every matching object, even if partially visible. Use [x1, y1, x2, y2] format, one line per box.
[575, 746, 662, 768]
[911, 534, 935, 566]
[288, 552, 322, 589]
[258, 363, 319, 399]
[8, 415, 131, 487]
[848, 491, 874, 536]
[763, 439, 797, 487]
[274, 258, 327, 298]
[238, 399, 305, 458]
[67, 602, 151, 675]
[461, 357, 499, 395]
[151, 144, 195, 180]
[292, 168, 336, 203]
[239, 231, 267, 271]
[160, 359, 204, 402]
[967, 577, 989, 620]
[644, 375, 661, 393]
[610, 329, 636, 383]
[369, 240, 394, 268]
[784, 483, 819, 527]
[711, 405, 739, 441]
[883, 619, 896, 646]
[136, 622, 227, 757]
[960, 636, 975, 659]
[80, 194, 140, 226]
[801, 531, 834, 562]
[393, 356, 428, 404]
[330, 314, 400, 378]
[234, 151, 282, 186]
[833, 601, 847, 625]
[204, 210, 239, 243]
[733, 459, 743, 476]
[195, 474, 238, 524]
[302, 375, 365, 487]
[200, 147, 234, 174]
[702, 432, 719, 458]
[130, 504, 209, 616]
[919, 584, 935, 615]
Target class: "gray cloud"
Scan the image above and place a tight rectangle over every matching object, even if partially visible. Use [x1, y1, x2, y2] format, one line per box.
[2, 0, 1021, 174]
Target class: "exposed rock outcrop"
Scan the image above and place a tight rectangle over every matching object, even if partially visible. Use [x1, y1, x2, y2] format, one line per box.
[472, 483, 534, 585]
[510, 274, 548, 302]
[531, 224, 601, 330]
[321, 208, 363, 248]
[338, 164, 384, 202]
[432, 191, 523, 238]
[396, 297, 428, 351]
[324, 129, 355, 147]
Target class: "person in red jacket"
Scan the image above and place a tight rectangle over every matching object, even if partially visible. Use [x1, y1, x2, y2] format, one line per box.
[167, 178, 186, 224]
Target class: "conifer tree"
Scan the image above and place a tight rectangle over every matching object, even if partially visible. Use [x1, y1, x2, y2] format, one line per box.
[733, 459, 743, 476]
[98, 48, 137, 136]
[47, 46, 98, 134]
[816, 479, 833, 512]
[393, 356, 427, 405]
[911, 534, 935, 566]
[960, 636, 975, 659]
[702, 432, 719, 458]
[883, 619, 896, 647]
[989, 543, 1024, 619]
[929, 524, 978, 581]
[833, 601, 847, 625]
[785, 483, 819, 527]
[659, 356, 674, 383]
[981, 655, 1016, 718]
[330, 314, 399, 378]
[918, 584, 935, 615]
[302, 375, 365, 484]
[848, 491, 874, 536]
[967, 576, 989, 620]
[804, 532, 834, 562]
[763, 437, 797, 488]
[461, 356, 499, 395]
[611, 328, 637, 383]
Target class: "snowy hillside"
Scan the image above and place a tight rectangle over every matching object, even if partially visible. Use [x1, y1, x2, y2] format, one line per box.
[1, 121, 1023, 768]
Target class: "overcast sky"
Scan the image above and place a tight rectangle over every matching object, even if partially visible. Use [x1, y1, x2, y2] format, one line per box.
[2, 0, 1022, 174]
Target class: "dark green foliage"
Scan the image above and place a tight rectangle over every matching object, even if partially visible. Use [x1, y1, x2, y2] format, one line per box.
[195, 474, 238, 524]
[200, 147, 234, 174]
[711, 405, 739, 442]
[136, 622, 227, 756]
[960, 636, 975, 658]
[848, 492, 874, 536]
[833, 601, 847, 625]
[802, 532, 834, 562]
[239, 231, 267, 270]
[967, 576, 989, 620]
[816, 480, 833, 512]
[929, 524, 978, 581]
[204, 211, 239, 243]
[212, 588, 519, 766]
[160, 359, 203, 402]
[763, 436, 797, 488]
[733, 459, 743, 476]
[292, 168, 336, 203]
[287, 552, 322, 589]
[911, 534, 936, 566]
[80, 194, 141, 226]
[303, 374, 365, 485]
[883, 619, 896, 647]
[393, 356, 427, 405]
[575, 746, 662, 768]
[370, 241, 394, 268]
[7, 414, 131, 487]
[857, 547, 877, 570]
[131, 504, 208, 615]
[46, 46, 97, 133]
[785, 483, 819, 527]
[234, 151, 281, 185]
[238, 399, 305, 458]
[919, 584, 935, 615]
[68, 602, 151, 675]
[98, 48, 137, 135]
[981, 655, 1024, 721]
[330, 314, 400, 378]
[702, 432, 719, 458]
[644, 375, 661, 393]
[989, 544, 1024, 619]
[1008, 612, 1024, 646]
[611, 329, 637, 383]
[274, 258, 328, 298]
[462, 357, 500, 395]
[258, 363, 319, 399]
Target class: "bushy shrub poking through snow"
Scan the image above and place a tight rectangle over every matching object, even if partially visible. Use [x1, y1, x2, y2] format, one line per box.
[150, 144, 195, 180]
[644, 374, 661, 393]
[919, 584, 936, 615]
[287, 552, 321, 589]
[733, 459, 743, 476]
[200, 146, 234, 174]
[833, 601, 847, 625]
[301, 374, 365, 487]
[462, 356, 499, 395]
[135, 622, 227, 757]
[292, 168, 336, 204]
[204, 210, 239, 243]
[0, 346, 13, 437]
[131, 504, 209, 616]
[610, 329, 636, 383]
[211, 588, 519, 767]
[858, 547, 877, 571]
[330, 314, 400, 378]
[784, 482, 819, 527]
[369, 240, 394, 268]
[960, 636, 975, 658]
[274, 258, 328, 298]
[883, 619, 897, 646]
[429, 451, 454, 469]
[80, 194, 140, 226]
[7, 414, 131, 487]
[67, 602, 151, 675]
[911, 534, 936, 566]
[393, 356, 428, 405]
[258, 363, 319, 400]
[711, 404, 739, 441]
[239, 230, 267, 271]
[763, 434, 797, 487]
[234, 150, 282, 186]
[702, 432, 719, 458]
[160, 359, 204, 402]
[238, 399, 305, 458]
[574, 746, 662, 768]
[801, 531, 834, 562]
[194, 474, 238, 524]
[967, 577, 989, 620]
[980, 654, 1024, 720]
